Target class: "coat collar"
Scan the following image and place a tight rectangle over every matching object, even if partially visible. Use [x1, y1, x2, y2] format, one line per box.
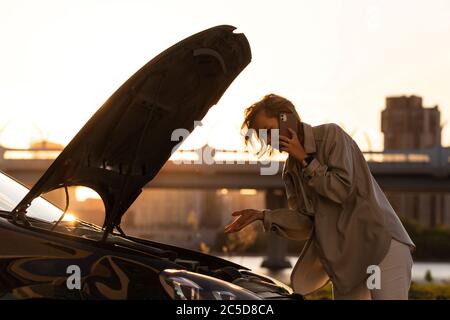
[302, 122, 316, 154]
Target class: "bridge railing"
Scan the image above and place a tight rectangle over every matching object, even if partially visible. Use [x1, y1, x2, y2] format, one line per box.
[0, 145, 449, 176]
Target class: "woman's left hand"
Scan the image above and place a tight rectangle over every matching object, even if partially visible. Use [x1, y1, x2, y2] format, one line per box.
[224, 209, 264, 233]
[280, 128, 307, 162]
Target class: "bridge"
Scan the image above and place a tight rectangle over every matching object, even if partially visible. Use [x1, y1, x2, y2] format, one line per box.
[1, 145, 449, 192]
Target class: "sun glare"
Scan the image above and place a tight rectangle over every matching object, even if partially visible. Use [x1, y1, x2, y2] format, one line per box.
[75, 186, 101, 202]
[62, 212, 77, 222]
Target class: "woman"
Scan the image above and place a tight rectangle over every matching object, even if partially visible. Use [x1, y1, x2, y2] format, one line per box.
[224, 94, 415, 300]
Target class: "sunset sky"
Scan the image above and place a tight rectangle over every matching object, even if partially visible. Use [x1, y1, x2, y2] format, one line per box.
[0, 0, 449, 151]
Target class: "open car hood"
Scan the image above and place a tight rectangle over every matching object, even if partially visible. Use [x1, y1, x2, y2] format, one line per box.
[13, 25, 251, 234]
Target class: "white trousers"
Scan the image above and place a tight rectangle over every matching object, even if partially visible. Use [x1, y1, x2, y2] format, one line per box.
[333, 238, 413, 300]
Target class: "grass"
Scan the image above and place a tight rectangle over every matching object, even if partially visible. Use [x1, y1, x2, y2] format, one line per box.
[409, 282, 450, 300]
[304, 282, 450, 300]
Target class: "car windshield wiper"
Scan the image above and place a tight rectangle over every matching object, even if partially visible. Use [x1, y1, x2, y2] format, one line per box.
[3, 185, 71, 229]
[0, 207, 103, 233]
[0, 209, 54, 227]
[0, 209, 12, 218]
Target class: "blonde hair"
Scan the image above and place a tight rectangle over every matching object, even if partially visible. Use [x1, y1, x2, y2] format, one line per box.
[241, 93, 301, 156]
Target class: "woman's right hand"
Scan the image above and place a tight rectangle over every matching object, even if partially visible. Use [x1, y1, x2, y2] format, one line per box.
[224, 209, 264, 233]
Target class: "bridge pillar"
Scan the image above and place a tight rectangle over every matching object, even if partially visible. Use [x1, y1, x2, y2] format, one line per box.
[261, 188, 292, 270]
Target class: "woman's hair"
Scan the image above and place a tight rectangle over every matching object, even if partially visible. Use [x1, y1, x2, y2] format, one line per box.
[241, 93, 301, 156]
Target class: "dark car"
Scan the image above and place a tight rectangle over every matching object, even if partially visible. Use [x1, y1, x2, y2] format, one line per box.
[0, 25, 299, 300]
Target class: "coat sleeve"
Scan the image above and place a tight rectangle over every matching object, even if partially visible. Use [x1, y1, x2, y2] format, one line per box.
[302, 123, 354, 204]
[262, 208, 313, 241]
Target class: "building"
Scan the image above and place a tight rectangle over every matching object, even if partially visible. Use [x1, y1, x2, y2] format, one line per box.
[382, 95, 441, 149]
[381, 95, 449, 227]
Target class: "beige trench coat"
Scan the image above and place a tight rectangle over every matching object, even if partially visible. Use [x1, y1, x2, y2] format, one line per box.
[262, 122, 415, 295]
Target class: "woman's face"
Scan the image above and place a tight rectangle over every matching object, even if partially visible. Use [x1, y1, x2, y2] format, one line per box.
[252, 110, 279, 146]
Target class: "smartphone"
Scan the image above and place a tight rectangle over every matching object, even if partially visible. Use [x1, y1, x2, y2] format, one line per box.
[279, 112, 298, 138]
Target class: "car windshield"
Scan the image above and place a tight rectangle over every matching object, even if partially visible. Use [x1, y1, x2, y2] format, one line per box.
[0, 171, 64, 223]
